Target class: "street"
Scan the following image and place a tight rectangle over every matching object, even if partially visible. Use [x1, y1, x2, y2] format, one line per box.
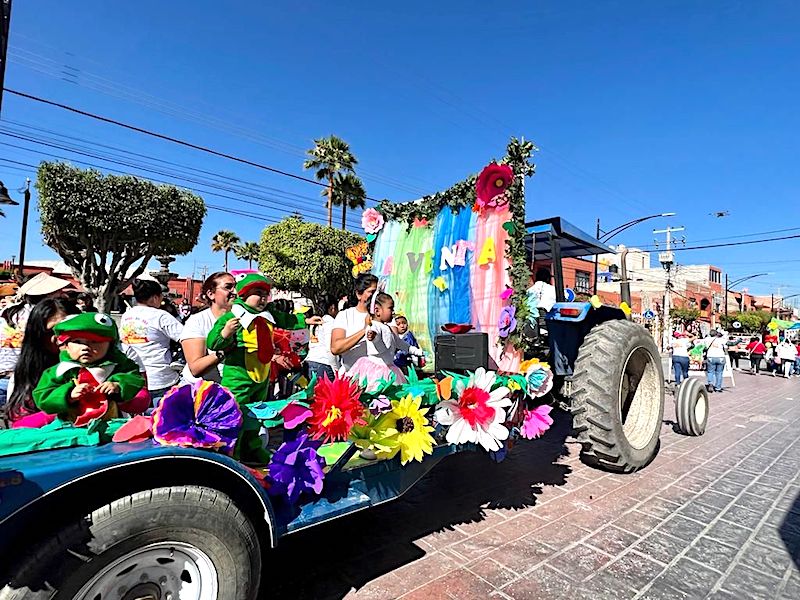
[266, 372, 800, 600]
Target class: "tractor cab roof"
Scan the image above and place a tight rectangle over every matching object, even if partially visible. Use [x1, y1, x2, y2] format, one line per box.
[525, 217, 614, 261]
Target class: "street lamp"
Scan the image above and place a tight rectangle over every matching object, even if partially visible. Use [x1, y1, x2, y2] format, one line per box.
[723, 272, 770, 318]
[0, 179, 31, 284]
[593, 212, 676, 294]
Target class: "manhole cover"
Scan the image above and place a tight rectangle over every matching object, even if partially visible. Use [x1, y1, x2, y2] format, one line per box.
[748, 415, 788, 424]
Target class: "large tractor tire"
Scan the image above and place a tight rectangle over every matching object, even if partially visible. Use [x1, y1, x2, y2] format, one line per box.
[674, 377, 709, 436]
[570, 319, 665, 473]
[1, 485, 261, 600]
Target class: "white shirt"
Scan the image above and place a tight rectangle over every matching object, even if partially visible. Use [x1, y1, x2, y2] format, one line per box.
[363, 321, 422, 367]
[120, 305, 183, 389]
[701, 335, 727, 359]
[305, 314, 339, 369]
[179, 308, 223, 384]
[529, 281, 557, 312]
[332, 307, 371, 371]
[671, 338, 690, 358]
[777, 343, 798, 361]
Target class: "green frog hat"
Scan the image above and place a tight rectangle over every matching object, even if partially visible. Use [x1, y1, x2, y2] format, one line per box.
[235, 273, 274, 298]
[54, 312, 119, 344]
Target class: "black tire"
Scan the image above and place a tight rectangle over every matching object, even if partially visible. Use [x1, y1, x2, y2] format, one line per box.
[570, 319, 665, 473]
[675, 377, 709, 436]
[1, 485, 261, 600]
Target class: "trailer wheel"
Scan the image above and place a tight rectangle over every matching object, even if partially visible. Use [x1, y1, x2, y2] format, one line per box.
[570, 319, 665, 473]
[1, 485, 261, 600]
[674, 377, 709, 436]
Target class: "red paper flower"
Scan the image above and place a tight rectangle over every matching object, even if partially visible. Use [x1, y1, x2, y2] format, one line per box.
[308, 374, 367, 443]
[475, 163, 514, 212]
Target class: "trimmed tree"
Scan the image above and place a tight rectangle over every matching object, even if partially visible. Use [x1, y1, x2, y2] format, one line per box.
[235, 241, 260, 269]
[303, 136, 357, 228]
[259, 215, 363, 309]
[211, 230, 241, 272]
[37, 162, 205, 313]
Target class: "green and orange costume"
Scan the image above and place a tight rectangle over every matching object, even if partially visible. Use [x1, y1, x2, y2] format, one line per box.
[207, 274, 307, 462]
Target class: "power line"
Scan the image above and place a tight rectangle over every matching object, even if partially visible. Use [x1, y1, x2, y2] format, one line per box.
[3, 87, 388, 203]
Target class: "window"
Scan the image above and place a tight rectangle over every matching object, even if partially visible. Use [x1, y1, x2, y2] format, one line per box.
[709, 269, 721, 284]
[575, 271, 591, 294]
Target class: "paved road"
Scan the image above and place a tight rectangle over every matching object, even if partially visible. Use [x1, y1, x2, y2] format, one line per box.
[266, 372, 800, 599]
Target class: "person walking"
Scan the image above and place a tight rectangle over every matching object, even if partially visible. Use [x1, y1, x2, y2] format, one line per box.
[670, 331, 693, 385]
[745, 336, 767, 375]
[777, 339, 798, 378]
[120, 279, 184, 406]
[701, 330, 727, 393]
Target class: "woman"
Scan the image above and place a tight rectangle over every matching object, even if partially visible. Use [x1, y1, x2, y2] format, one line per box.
[0, 274, 71, 407]
[670, 331, 693, 385]
[305, 294, 340, 381]
[120, 279, 184, 405]
[180, 272, 236, 384]
[4, 298, 80, 426]
[331, 273, 378, 371]
[776, 339, 798, 378]
[745, 336, 767, 375]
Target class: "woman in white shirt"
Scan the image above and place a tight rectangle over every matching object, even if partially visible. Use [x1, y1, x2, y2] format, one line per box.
[701, 330, 727, 393]
[305, 295, 340, 381]
[179, 272, 236, 385]
[670, 331, 694, 385]
[330, 273, 378, 371]
[776, 340, 798, 378]
[120, 279, 184, 404]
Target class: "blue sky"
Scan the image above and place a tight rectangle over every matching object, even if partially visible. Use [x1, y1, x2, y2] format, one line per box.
[2, 1, 799, 300]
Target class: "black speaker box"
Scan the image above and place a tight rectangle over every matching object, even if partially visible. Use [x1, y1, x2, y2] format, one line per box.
[435, 332, 489, 371]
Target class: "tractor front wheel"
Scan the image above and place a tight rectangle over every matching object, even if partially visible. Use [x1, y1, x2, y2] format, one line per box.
[570, 319, 665, 473]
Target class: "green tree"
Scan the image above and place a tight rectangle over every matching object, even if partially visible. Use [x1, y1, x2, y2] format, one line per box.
[211, 230, 241, 272]
[670, 306, 700, 325]
[37, 162, 205, 312]
[719, 311, 770, 333]
[235, 241, 260, 269]
[323, 172, 367, 230]
[259, 215, 364, 308]
[303, 135, 357, 228]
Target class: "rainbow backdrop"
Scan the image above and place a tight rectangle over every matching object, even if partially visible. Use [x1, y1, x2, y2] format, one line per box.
[371, 204, 521, 372]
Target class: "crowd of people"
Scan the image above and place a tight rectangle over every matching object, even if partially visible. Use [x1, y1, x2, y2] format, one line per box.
[670, 328, 800, 393]
[0, 271, 425, 442]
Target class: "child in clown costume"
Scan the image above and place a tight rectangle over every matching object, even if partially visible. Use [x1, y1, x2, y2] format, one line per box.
[207, 273, 310, 463]
[33, 312, 145, 425]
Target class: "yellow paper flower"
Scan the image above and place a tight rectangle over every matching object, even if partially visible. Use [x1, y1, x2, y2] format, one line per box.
[374, 394, 435, 465]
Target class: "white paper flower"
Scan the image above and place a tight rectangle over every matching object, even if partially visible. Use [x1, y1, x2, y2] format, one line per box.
[434, 368, 512, 452]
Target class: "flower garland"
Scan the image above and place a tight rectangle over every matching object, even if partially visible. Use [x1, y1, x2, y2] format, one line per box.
[369, 137, 536, 349]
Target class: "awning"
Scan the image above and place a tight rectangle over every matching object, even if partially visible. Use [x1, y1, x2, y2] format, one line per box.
[524, 217, 614, 261]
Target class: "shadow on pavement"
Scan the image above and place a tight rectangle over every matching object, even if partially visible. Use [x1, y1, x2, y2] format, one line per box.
[265, 408, 575, 599]
[780, 489, 800, 569]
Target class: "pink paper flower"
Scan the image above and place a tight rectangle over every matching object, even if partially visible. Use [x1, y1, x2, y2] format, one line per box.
[475, 163, 514, 212]
[520, 405, 553, 440]
[361, 208, 385, 234]
[500, 287, 514, 301]
[413, 217, 429, 228]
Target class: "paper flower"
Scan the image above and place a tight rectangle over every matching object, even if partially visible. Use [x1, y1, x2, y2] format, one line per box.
[281, 402, 312, 429]
[520, 404, 554, 440]
[267, 431, 326, 503]
[412, 217, 429, 228]
[498, 306, 518, 338]
[361, 208, 385, 234]
[369, 395, 392, 416]
[112, 415, 153, 443]
[524, 363, 553, 398]
[500, 286, 514, 301]
[373, 395, 435, 465]
[307, 373, 367, 443]
[434, 368, 512, 452]
[153, 381, 243, 454]
[475, 163, 514, 211]
[432, 276, 448, 292]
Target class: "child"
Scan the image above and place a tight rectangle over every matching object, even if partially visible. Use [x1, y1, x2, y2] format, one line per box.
[349, 293, 424, 391]
[305, 294, 340, 381]
[33, 312, 145, 426]
[207, 273, 309, 463]
[393, 315, 422, 371]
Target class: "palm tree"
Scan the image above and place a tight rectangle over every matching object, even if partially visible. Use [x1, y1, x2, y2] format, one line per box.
[303, 135, 357, 227]
[235, 241, 261, 269]
[323, 172, 367, 230]
[211, 230, 241, 272]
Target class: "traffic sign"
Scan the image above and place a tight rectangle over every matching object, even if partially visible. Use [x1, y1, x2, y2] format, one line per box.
[564, 288, 575, 302]
[643, 309, 656, 320]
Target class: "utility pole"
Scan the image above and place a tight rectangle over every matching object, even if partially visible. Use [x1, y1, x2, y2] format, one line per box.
[654, 225, 684, 350]
[0, 0, 12, 116]
[15, 178, 30, 284]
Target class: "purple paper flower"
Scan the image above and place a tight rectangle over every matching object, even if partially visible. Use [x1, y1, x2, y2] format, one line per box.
[267, 431, 326, 503]
[369, 395, 392, 416]
[152, 381, 243, 454]
[498, 306, 517, 338]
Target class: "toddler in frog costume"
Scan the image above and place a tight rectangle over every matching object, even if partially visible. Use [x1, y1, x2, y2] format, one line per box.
[207, 273, 308, 463]
[33, 312, 145, 425]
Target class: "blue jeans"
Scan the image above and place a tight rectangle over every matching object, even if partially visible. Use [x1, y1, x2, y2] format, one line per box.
[794, 357, 800, 375]
[0, 377, 9, 407]
[306, 361, 335, 381]
[672, 356, 689, 384]
[706, 357, 725, 391]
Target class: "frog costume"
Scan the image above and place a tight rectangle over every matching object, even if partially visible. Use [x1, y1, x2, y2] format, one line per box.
[207, 273, 307, 462]
[33, 312, 145, 426]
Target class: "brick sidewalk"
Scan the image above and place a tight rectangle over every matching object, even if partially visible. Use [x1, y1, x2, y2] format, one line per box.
[268, 372, 800, 600]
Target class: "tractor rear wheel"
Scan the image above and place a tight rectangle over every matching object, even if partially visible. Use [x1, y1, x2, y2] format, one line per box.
[570, 319, 665, 473]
